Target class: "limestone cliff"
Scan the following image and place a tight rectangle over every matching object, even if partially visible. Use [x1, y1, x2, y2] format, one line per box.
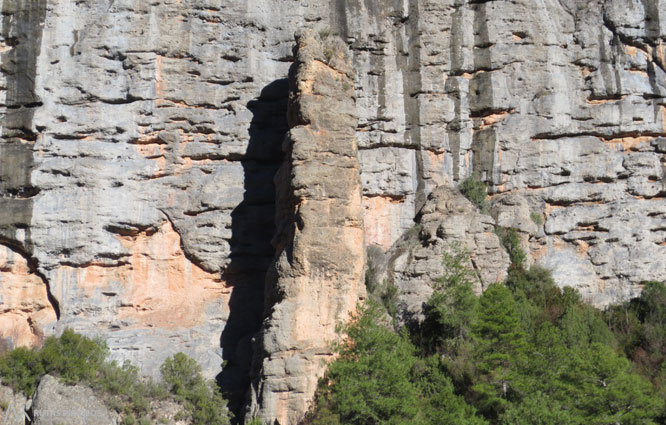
[0, 0, 664, 423]
[246, 30, 366, 425]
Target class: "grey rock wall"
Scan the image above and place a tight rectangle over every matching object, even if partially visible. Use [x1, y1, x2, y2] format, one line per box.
[0, 0, 664, 421]
[0, 385, 27, 425]
[344, 0, 666, 307]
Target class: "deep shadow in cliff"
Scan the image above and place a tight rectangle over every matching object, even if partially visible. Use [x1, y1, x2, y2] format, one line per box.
[0, 0, 46, 251]
[0, 0, 60, 322]
[218, 78, 289, 419]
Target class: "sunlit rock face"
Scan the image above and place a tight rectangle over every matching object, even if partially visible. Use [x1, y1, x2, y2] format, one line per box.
[0, 0, 665, 421]
[245, 30, 366, 425]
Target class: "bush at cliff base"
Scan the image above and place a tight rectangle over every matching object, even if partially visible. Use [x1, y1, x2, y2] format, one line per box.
[0, 330, 231, 425]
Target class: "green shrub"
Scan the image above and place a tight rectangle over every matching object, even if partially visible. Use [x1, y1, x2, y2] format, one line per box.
[460, 177, 490, 214]
[435, 245, 478, 290]
[530, 211, 544, 226]
[318, 28, 332, 39]
[40, 328, 107, 384]
[0, 331, 230, 425]
[161, 353, 230, 425]
[365, 246, 400, 325]
[120, 416, 136, 425]
[96, 360, 168, 422]
[0, 346, 43, 396]
[495, 227, 526, 267]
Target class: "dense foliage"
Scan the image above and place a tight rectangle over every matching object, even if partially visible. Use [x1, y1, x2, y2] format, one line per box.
[605, 281, 666, 422]
[309, 251, 666, 425]
[161, 352, 230, 425]
[459, 176, 491, 214]
[0, 329, 107, 397]
[307, 302, 486, 425]
[0, 330, 230, 425]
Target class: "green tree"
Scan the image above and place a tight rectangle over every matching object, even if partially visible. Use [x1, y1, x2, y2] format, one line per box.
[318, 303, 421, 425]
[414, 356, 487, 425]
[312, 302, 485, 425]
[161, 353, 230, 425]
[40, 328, 108, 384]
[0, 346, 44, 396]
[501, 391, 577, 425]
[562, 344, 663, 424]
[472, 283, 527, 419]
[419, 247, 479, 355]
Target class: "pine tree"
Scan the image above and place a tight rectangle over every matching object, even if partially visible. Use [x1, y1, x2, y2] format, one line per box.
[472, 283, 527, 419]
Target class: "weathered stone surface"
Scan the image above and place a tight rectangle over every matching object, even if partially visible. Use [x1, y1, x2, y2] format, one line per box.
[246, 30, 366, 425]
[0, 0, 297, 381]
[0, 0, 664, 417]
[0, 245, 57, 348]
[0, 385, 27, 425]
[146, 399, 190, 425]
[31, 375, 119, 425]
[381, 186, 510, 319]
[51, 219, 233, 378]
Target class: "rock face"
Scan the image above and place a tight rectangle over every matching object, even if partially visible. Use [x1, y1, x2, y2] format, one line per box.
[246, 30, 366, 425]
[373, 186, 510, 320]
[0, 385, 27, 425]
[0, 245, 57, 348]
[0, 0, 664, 420]
[31, 375, 119, 425]
[346, 0, 666, 307]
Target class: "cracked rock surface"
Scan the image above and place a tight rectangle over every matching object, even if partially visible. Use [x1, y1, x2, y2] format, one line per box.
[246, 30, 366, 425]
[0, 0, 664, 420]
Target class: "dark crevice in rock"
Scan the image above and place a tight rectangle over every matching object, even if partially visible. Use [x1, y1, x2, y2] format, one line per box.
[219, 78, 288, 420]
[0, 238, 60, 320]
[0, 0, 50, 318]
[400, 0, 427, 212]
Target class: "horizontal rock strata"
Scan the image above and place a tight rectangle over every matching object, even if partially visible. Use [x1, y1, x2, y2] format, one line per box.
[0, 0, 663, 406]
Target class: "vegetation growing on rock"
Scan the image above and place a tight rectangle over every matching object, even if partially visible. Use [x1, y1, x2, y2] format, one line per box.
[308, 252, 666, 425]
[459, 176, 491, 215]
[0, 330, 230, 425]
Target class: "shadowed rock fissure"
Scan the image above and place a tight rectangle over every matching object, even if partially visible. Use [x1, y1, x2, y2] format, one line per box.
[400, 0, 427, 212]
[0, 0, 59, 319]
[220, 79, 288, 418]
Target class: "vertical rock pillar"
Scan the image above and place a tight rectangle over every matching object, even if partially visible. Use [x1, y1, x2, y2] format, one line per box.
[247, 30, 366, 425]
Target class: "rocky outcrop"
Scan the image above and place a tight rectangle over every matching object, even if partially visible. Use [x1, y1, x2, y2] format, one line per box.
[375, 186, 510, 319]
[0, 385, 27, 425]
[1, 377, 199, 425]
[30, 375, 119, 425]
[246, 31, 366, 425]
[0, 0, 664, 412]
